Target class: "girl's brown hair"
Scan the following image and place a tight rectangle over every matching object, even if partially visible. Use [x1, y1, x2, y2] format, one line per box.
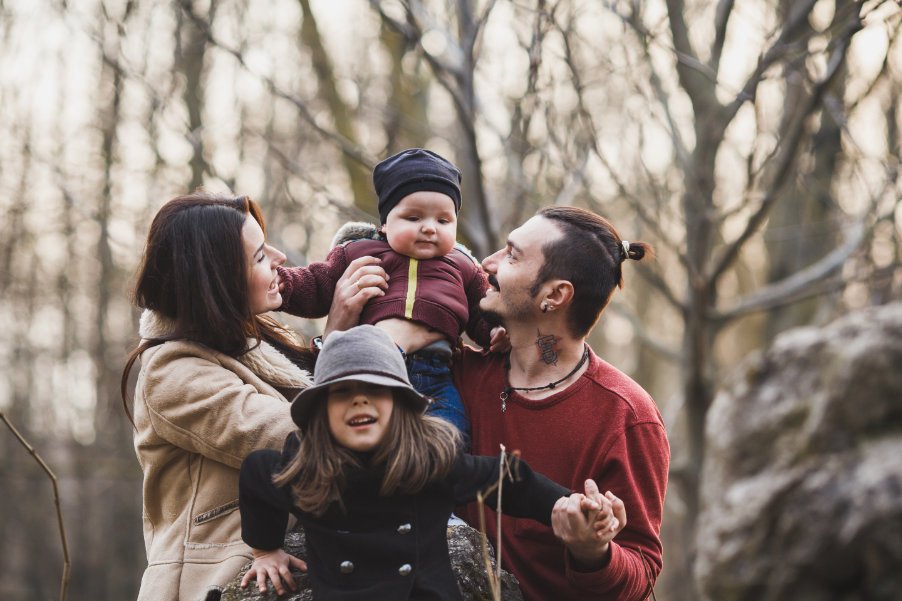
[120, 191, 314, 421]
[274, 390, 459, 516]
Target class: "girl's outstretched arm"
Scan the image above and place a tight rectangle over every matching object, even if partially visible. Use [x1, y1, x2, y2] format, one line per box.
[241, 548, 307, 596]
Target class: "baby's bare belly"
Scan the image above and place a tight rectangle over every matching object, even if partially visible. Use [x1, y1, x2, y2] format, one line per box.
[375, 318, 445, 353]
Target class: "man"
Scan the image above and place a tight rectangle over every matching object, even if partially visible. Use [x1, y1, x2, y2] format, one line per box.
[454, 206, 670, 601]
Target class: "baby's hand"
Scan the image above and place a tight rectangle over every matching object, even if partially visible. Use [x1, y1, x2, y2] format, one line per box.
[240, 548, 308, 595]
[489, 326, 510, 353]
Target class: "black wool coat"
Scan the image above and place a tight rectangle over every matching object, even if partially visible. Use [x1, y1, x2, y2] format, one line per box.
[239, 433, 569, 601]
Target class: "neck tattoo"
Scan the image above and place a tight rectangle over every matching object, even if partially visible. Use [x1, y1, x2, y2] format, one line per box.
[536, 332, 560, 365]
[500, 344, 590, 412]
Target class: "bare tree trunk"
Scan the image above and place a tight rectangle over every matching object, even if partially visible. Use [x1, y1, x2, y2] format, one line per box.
[178, 0, 211, 190]
[452, 0, 496, 258]
[764, 0, 848, 340]
[381, 20, 429, 151]
[298, 0, 372, 213]
[83, 5, 144, 598]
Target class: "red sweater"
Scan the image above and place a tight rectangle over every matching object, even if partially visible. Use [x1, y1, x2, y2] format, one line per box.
[278, 239, 491, 346]
[454, 346, 669, 601]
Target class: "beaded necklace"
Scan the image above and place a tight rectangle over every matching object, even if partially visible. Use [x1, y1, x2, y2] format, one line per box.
[499, 344, 590, 412]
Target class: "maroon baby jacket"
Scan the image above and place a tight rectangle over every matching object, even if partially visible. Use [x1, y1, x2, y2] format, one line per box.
[278, 238, 492, 347]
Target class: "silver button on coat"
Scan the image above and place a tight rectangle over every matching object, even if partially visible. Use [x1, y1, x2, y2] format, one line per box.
[340, 560, 354, 574]
[398, 563, 413, 576]
[397, 523, 412, 534]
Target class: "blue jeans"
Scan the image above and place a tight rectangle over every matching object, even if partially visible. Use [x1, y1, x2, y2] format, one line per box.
[405, 342, 471, 451]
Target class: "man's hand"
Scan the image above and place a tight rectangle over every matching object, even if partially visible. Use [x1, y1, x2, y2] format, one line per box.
[552, 479, 627, 571]
[323, 256, 388, 338]
[488, 326, 510, 353]
[240, 548, 308, 596]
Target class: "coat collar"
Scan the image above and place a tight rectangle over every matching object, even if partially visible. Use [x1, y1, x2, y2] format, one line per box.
[139, 309, 313, 389]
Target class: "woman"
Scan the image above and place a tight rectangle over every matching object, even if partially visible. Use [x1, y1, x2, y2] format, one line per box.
[121, 191, 386, 601]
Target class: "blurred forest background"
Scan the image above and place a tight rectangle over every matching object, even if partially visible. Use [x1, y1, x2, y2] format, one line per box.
[1, 0, 900, 600]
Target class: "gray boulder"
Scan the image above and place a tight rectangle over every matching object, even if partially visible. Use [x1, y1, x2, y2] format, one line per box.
[696, 304, 902, 601]
[220, 523, 523, 601]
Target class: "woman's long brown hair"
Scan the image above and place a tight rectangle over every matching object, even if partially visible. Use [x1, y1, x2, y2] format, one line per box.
[274, 393, 459, 516]
[120, 191, 313, 423]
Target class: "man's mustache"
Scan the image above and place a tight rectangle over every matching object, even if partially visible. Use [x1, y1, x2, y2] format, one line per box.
[487, 274, 500, 290]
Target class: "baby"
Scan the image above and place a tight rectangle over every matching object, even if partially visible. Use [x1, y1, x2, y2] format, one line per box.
[278, 148, 498, 447]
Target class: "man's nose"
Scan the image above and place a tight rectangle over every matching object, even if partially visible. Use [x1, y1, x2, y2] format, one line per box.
[482, 249, 503, 272]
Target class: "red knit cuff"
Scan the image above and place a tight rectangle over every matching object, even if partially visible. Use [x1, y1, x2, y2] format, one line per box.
[563, 542, 622, 592]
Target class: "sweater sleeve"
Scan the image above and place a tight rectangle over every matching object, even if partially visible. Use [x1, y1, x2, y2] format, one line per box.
[239, 435, 300, 550]
[460, 258, 492, 348]
[451, 453, 569, 526]
[562, 422, 669, 600]
[278, 245, 350, 318]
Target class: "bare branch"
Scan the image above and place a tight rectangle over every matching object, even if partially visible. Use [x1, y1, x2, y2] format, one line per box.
[2, 412, 71, 601]
[620, 3, 691, 168]
[608, 303, 682, 364]
[632, 261, 687, 315]
[297, 0, 372, 210]
[554, 9, 688, 275]
[665, 0, 721, 116]
[474, 444, 513, 601]
[709, 11, 862, 284]
[716, 220, 866, 322]
[722, 0, 820, 122]
[710, 0, 736, 74]
[471, 0, 500, 66]
[180, 0, 377, 169]
[373, 2, 473, 133]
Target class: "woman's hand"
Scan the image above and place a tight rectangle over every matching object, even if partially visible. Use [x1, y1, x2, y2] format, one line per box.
[323, 256, 388, 338]
[240, 548, 308, 595]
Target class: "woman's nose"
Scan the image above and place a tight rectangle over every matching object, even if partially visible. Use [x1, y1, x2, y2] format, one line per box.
[271, 247, 287, 266]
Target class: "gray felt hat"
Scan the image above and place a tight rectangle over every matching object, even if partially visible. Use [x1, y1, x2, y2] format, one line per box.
[290, 325, 429, 428]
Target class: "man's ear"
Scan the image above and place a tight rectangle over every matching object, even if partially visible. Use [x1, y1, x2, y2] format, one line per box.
[542, 280, 574, 311]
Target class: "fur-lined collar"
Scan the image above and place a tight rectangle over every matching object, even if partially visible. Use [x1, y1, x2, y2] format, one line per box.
[139, 309, 313, 389]
[331, 221, 380, 247]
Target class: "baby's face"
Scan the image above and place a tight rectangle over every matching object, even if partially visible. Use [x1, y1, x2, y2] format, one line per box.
[382, 191, 457, 260]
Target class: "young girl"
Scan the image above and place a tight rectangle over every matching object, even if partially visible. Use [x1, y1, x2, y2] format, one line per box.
[238, 325, 592, 600]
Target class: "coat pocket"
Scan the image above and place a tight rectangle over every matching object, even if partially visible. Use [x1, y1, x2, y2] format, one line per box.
[193, 499, 239, 525]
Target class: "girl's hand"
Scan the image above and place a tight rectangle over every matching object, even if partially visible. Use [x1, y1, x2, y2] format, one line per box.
[324, 256, 388, 338]
[488, 326, 510, 353]
[551, 480, 626, 571]
[240, 548, 308, 595]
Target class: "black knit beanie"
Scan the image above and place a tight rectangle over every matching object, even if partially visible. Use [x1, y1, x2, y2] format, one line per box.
[373, 148, 462, 223]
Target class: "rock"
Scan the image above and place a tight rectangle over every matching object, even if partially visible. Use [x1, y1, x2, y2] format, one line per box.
[220, 523, 523, 601]
[696, 304, 902, 601]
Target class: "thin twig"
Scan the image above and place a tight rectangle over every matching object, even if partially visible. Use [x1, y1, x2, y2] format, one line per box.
[1, 412, 70, 601]
[475, 490, 499, 599]
[638, 547, 658, 601]
[475, 444, 516, 601]
[495, 444, 506, 591]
